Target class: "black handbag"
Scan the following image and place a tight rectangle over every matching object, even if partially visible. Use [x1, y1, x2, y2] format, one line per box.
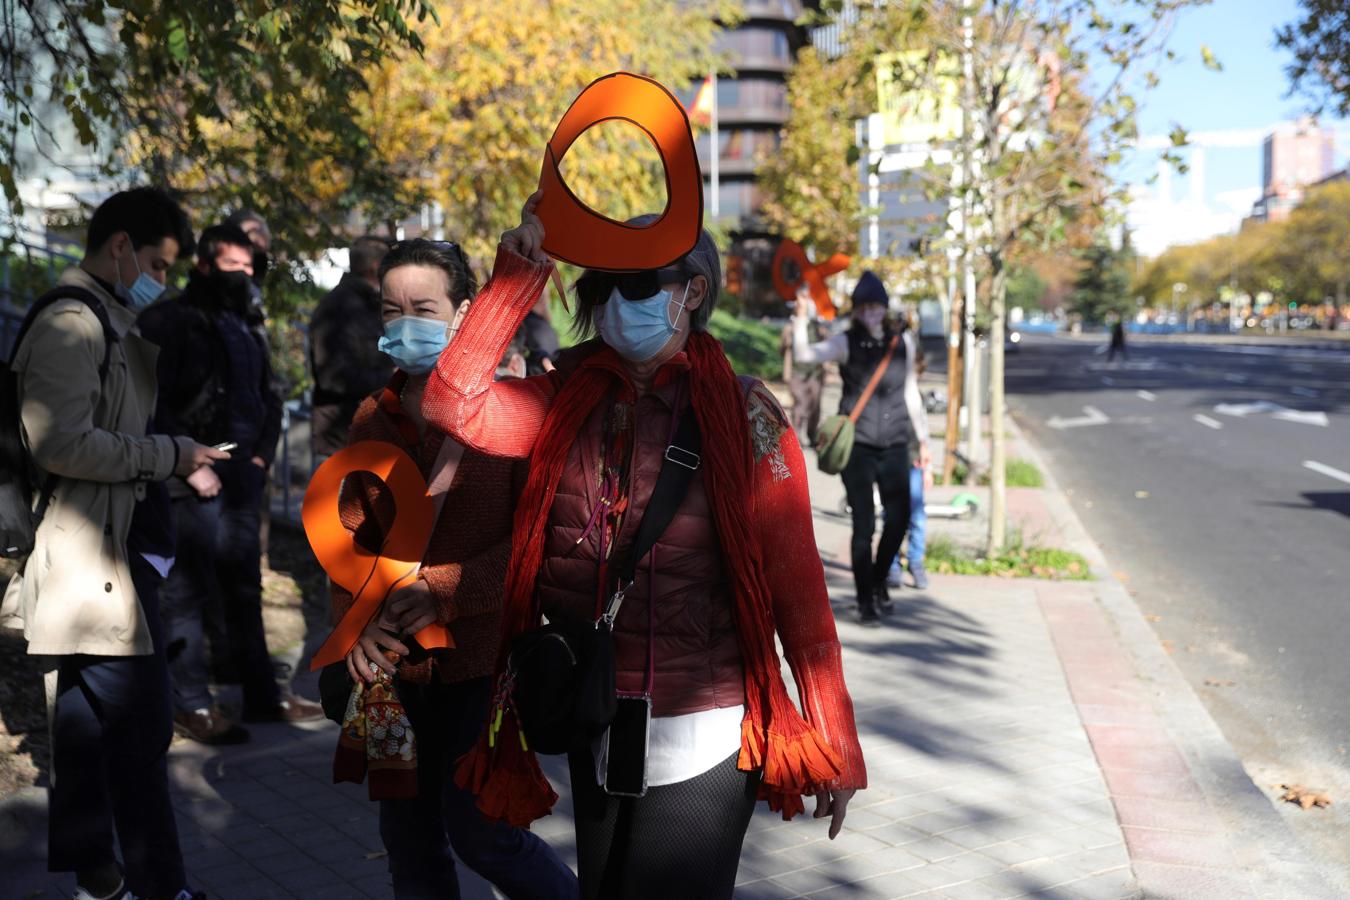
[507, 405, 701, 756]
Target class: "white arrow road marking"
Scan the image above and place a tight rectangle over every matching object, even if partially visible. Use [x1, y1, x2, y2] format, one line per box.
[1048, 406, 1110, 430]
[1136, 390, 1157, 401]
[1303, 460, 1350, 485]
[1291, 386, 1321, 398]
[1193, 414, 1223, 430]
[1215, 401, 1281, 417]
[1274, 409, 1330, 427]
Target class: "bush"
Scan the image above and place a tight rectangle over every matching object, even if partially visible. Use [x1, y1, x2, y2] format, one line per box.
[707, 309, 782, 381]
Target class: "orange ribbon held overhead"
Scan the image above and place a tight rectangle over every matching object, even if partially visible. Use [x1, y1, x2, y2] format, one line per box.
[536, 71, 704, 272]
[305, 441, 452, 671]
[772, 239, 851, 321]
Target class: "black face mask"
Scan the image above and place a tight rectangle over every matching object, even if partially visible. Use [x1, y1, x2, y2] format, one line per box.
[251, 248, 270, 288]
[208, 267, 256, 313]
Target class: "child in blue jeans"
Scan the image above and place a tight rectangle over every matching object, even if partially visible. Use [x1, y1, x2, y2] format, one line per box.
[888, 443, 930, 589]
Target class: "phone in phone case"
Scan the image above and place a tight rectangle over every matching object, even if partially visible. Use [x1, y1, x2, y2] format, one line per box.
[602, 693, 652, 798]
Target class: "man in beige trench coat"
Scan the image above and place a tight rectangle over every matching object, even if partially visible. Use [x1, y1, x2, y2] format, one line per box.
[2, 188, 227, 900]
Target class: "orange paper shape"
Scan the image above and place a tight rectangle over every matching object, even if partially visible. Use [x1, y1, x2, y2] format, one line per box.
[305, 441, 452, 671]
[536, 72, 703, 272]
[772, 239, 851, 322]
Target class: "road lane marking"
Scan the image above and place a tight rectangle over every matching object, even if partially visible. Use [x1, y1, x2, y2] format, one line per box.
[1048, 406, 1110, 430]
[1274, 409, 1329, 427]
[1303, 461, 1350, 485]
[1215, 401, 1280, 417]
[1291, 386, 1320, 398]
[1136, 390, 1157, 401]
[1193, 414, 1222, 430]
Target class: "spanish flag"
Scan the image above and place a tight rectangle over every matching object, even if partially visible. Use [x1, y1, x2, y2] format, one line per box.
[688, 74, 715, 126]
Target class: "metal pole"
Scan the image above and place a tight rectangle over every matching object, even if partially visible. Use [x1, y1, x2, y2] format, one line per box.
[961, 13, 981, 469]
[710, 72, 720, 218]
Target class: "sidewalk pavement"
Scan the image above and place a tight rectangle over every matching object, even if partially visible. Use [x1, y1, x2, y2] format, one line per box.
[2, 416, 1336, 899]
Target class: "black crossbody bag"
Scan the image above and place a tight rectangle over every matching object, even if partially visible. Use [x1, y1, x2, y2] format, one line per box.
[506, 404, 702, 758]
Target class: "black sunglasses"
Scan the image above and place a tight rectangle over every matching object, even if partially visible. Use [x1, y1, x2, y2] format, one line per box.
[576, 267, 690, 305]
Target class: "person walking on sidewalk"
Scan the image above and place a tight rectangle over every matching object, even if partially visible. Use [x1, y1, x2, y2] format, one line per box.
[793, 272, 930, 624]
[310, 235, 395, 466]
[332, 239, 578, 899]
[424, 198, 866, 900]
[1, 187, 224, 900]
[1107, 318, 1128, 362]
[780, 305, 827, 447]
[139, 223, 322, 745]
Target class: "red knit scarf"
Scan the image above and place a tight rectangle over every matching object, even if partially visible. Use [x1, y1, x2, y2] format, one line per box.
[455, 331, 842, 826]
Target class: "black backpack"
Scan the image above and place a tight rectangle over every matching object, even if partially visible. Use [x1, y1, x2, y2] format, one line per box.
[0, 286, 116, 559]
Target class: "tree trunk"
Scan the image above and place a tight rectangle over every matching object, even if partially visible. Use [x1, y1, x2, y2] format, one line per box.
[987, 251, 1008, 557]
[943, 292, 965, 484]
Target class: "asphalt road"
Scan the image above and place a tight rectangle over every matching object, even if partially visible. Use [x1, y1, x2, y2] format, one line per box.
[1004, 334, 1350, 877]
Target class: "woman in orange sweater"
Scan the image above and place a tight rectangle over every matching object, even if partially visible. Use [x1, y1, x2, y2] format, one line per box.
[424, 199, 866, 899]
[332, 239, 577, 900]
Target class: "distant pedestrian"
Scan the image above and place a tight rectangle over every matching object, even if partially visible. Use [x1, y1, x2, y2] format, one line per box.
[224, 208, 272, 325]
[2, 187, 224, 900]
[1108, 319, 1127, 362]
[781, 305, 827, 447]
[139, 223, 323, 746]
[310, 235, 395, 466]
[518, 292, 560, 375]
[793, 272, 931, 624]
[332, 238, 578, 899]
[891, 338, 931, 591]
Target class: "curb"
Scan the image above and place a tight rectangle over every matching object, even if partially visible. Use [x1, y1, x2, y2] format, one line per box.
[1006, 412, 1337, 898]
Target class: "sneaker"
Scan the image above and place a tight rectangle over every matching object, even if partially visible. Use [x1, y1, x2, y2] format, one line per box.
[859, 604, 881, 627]
[242, 691, 324, 724]
[174, 706, 250, 745]
[910, 561, 930, 590]
[73, 878, 128, 900]
[873, 583, 893, 613]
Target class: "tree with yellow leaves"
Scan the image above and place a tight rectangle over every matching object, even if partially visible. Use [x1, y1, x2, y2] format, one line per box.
[366, 0, 738, 267]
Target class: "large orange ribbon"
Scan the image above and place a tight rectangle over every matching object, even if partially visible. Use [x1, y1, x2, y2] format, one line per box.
[536, 72, 703, 272]
[772, 239, 851, 321]
[305, 441, 453, 671]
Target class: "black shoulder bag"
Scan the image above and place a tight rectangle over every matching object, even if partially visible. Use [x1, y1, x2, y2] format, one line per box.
[506, 404, 702, 756]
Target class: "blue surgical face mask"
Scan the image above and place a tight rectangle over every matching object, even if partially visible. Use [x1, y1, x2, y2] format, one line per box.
[115, 251, 166, 310]
[594, 282, 688, 363]
[378, 315, 450, 375]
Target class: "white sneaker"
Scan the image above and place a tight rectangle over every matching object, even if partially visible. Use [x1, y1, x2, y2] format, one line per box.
[72, 879, 127, 900]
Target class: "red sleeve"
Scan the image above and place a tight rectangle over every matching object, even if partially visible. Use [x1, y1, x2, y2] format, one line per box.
[748, 383, 867, 791]
[422, 245, 559, 458]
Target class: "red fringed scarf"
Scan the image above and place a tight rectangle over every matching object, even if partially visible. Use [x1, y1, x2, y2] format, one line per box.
[455, 332, 842, 826]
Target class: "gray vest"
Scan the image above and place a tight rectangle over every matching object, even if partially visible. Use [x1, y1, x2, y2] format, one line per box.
[839, 326, 910, 449]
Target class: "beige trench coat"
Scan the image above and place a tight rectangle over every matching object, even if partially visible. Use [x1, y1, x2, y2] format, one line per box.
[1, 267, 177, 656]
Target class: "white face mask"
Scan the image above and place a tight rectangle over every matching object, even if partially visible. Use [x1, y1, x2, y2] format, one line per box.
[857, 305, 886, 332]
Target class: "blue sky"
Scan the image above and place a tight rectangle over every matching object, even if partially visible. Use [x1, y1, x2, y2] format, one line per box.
[1120, 0, 1349, 256]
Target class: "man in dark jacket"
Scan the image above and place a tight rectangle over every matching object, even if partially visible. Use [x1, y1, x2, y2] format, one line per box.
[139, 223, 321, 745]
[309, 235, 392, 463]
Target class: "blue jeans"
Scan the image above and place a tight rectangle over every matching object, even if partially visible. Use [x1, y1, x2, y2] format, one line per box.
[379, 676, 579, 900]
[907, 464, 927, 566]
[161, 459, 279, 714]
[48, 555, 187, 898]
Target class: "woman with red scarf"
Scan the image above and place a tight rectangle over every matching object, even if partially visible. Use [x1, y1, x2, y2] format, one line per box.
[425, 197, 866, 899]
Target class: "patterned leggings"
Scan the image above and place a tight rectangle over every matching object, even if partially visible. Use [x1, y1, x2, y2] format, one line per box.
[568, 751, 761, 900]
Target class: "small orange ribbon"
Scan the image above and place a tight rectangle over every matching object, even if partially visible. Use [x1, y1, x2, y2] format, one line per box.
[536, 72, 703, 272]
[305, 441, 453, 671]
[772, 239, 851, 321]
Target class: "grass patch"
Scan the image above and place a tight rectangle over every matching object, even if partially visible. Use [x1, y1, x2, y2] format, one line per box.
[925, 534, 1091, 580]
[947, 457, 1044, 488]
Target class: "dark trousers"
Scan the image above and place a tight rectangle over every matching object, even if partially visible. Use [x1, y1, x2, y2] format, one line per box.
[788, 372, 824, 447]
[161, 460, 279, 715]
[379, 676, 579, 900]
[841, 442, 912, 608]
[48, 555, 186, 898]
[568, 751, 760, 900]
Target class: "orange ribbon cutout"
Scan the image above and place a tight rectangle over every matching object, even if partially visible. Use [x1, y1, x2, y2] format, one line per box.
[305, 441, 453, 671]
[536, 72, 703, 272]
[772, 239, 851, 322]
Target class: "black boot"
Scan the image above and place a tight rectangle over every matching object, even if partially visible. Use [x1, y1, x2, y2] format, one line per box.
[874, 583, 893, 614]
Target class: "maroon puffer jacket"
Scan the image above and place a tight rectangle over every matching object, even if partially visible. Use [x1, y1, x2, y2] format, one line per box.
[535, 366, 746, 718]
